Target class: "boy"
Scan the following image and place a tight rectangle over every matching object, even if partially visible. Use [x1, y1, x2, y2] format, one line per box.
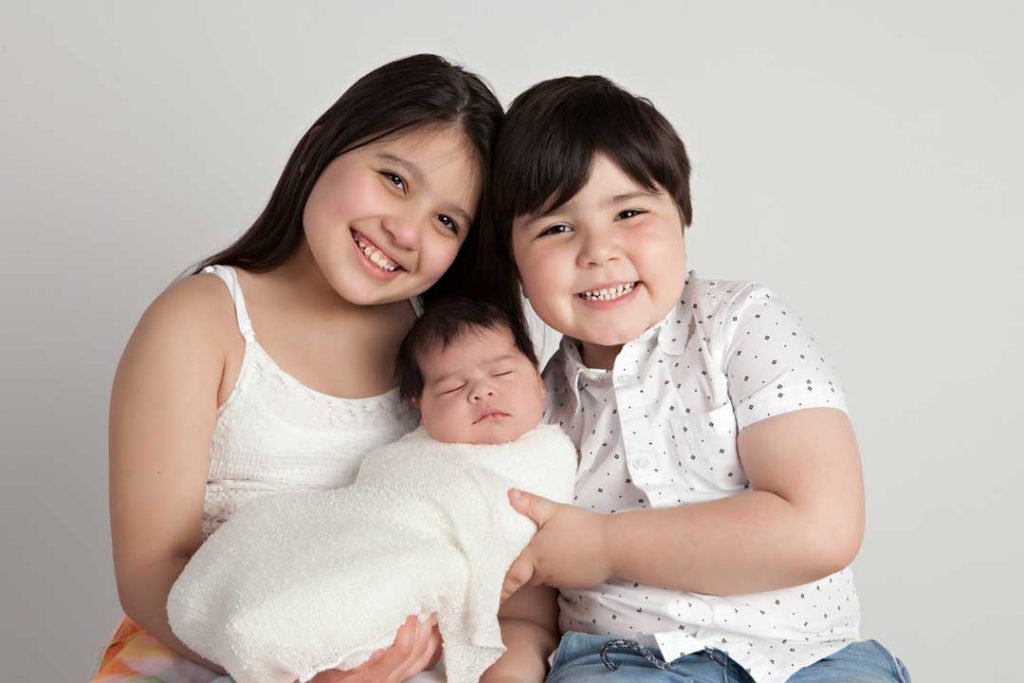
[489, 76, 910, 682]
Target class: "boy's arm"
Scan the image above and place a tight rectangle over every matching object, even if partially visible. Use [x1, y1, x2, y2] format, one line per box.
[506, 407, 864, 596]
[607, 407, 864, 594]
[480, 584, 559, 683]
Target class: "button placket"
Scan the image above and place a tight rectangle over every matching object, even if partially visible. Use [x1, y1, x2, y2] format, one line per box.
[615, 375, 654, 492]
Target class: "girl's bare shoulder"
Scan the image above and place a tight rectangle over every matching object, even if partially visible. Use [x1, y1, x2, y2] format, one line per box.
[122, 272, 240, 367]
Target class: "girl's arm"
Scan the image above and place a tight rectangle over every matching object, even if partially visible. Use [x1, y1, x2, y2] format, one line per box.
[505, 407, 864, 596]
[481, 585, 559, 683]
[111, 275, 442, 682]
[109, 277, 232, 673]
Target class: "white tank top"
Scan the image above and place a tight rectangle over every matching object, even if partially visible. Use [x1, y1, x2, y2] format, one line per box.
[200, 265, 420, 538]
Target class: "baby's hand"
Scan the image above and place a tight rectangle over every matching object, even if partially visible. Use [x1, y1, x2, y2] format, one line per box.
[501, 489, 613, 600]
[307, 614, 441, 683]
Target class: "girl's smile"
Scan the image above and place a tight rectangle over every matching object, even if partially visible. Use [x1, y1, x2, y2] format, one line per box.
[351, 229, 404, 279]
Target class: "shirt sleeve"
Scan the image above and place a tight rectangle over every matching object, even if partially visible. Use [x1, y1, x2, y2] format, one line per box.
[721, 285, 848, 431]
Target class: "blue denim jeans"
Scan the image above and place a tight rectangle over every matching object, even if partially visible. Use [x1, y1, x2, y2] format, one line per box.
[545, 632, 911, 682]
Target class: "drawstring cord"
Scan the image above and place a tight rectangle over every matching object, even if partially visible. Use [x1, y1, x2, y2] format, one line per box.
[597, 638, 673, 671]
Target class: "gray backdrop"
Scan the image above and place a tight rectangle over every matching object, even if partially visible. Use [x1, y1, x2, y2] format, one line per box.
[2, 2, 1021, 681]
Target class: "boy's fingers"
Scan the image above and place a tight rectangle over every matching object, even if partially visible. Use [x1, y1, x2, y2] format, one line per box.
[508, 489, 559, 526]
[502, 554, 535, 599]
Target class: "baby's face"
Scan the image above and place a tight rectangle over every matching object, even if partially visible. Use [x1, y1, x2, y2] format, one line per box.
[416, 325, 546, 445]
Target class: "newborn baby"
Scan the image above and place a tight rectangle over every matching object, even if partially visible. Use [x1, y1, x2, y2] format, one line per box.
[168, 298, 577, 683]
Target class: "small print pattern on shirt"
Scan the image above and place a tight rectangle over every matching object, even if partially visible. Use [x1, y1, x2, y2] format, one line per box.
[543, 273, 861, 683]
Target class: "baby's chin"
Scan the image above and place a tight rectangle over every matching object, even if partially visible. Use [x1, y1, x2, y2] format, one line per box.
[423, 416, 542, 445]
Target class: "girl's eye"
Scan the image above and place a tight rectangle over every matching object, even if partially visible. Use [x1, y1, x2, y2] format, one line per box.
[380, 171, 407, 192]
[437, 214, 460, 235]
[617, 209, 645, 220]
[538, 223, 572, 238]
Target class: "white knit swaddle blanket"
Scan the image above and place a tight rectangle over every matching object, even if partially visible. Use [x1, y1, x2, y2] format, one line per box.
[168, 424, 577, 683]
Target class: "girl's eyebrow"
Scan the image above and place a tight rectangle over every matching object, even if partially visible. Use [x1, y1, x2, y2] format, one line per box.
[377, 152, 472, 225]
[378, 152, 424, 183]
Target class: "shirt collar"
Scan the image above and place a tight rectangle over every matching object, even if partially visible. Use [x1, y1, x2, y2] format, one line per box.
[558, 272, 696, 408]
[655, 272, 696, 356]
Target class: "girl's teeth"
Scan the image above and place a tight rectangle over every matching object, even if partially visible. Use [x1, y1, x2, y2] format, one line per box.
[355, 237, 399, 272]
[581, 282, 636, 301]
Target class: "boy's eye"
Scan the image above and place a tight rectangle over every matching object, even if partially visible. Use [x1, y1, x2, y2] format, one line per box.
[437, 214, 460, 235]
[538, 223, 572, 238]
[617, 209, 645, 220]
[380, 171, 407, 192]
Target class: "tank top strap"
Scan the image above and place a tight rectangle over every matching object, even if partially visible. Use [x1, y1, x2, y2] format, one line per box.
[409, 294, 424, 318]
[202, 265, 256, 341]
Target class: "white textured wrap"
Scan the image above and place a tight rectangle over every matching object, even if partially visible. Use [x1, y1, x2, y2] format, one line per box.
[168, 424, 577, 683]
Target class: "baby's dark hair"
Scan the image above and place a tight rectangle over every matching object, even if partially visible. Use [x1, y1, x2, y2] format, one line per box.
[478, 75, 693, 307]
[395, 297, 538, 402]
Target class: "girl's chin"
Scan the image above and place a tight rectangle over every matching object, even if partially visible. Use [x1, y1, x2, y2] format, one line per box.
[330, 276, 425, 306]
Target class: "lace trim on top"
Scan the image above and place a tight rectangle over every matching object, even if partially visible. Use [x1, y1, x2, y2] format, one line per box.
[199, 265, 419, 538]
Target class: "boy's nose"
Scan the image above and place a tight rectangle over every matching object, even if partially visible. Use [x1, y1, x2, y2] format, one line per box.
[578, 234, 621, 267]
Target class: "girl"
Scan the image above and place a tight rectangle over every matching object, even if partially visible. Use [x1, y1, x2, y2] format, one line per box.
[94, 54, 502, 683]
[488, 76, 911, 682]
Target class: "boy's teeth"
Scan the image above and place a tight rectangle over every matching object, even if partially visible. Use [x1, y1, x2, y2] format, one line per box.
[355, 236, 399, 272]
[580, 282, 636, 301]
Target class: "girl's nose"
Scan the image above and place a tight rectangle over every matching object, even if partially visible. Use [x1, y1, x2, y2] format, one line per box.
[381, 211, 422, 251]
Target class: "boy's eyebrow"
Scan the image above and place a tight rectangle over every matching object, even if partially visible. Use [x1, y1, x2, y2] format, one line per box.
[518, 189, 662, 227]
[607, 189, 660, 205]
[377, 152, 472, 226]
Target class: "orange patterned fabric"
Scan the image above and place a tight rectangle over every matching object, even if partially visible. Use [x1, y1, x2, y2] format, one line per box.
[91, 617, 228, 682]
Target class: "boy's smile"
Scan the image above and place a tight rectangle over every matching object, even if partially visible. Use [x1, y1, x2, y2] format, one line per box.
[512, 154, 688, 369]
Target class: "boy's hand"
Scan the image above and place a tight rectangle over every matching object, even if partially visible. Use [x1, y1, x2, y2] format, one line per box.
[501, 489, 612, 600]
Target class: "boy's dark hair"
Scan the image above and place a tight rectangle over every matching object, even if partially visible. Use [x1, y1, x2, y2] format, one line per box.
[395, 297, 538, 402]
[477, 76, 693, 314]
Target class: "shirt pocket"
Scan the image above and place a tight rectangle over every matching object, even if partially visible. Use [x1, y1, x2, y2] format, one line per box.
[668, 402, 747, 496]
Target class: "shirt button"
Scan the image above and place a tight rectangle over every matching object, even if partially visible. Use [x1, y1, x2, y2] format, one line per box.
[635, 457, 650, 469]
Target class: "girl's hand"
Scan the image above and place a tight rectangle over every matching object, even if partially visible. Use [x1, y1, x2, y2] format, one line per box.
[307, 614, 441, 683]
[501, 489, 613, 600]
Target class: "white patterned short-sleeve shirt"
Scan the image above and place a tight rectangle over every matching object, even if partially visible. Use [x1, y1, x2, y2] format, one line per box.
[543, 273, 861, 683]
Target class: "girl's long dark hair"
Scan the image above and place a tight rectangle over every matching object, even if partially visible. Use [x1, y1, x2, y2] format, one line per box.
[192, 54, 502, 302]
